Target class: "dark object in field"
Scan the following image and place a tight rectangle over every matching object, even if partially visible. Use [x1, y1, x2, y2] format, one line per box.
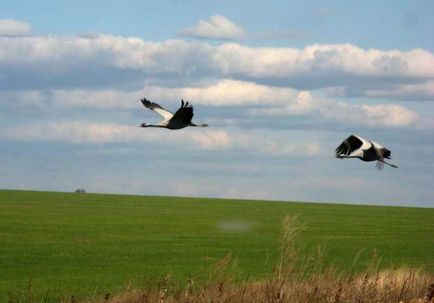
[335, 134, 398, 170]
[140, 98, 208, 130]
[425, 283, 434, 302]
[75, 189, 86, 193]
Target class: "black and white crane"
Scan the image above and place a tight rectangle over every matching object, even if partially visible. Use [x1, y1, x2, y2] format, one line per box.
[335, 134, 398, 170]
[139, 98, 208, 130]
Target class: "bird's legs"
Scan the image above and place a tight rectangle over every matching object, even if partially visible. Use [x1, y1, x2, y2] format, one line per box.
[378, 159, 399, 168]
[376, 161, 384, 170]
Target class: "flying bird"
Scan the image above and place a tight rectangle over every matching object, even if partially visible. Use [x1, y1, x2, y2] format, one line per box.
[139, 98, 208, 130]
[335, 134, 398, 170]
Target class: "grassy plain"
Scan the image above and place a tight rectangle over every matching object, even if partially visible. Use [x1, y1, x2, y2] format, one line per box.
[0, 189, 433, 300]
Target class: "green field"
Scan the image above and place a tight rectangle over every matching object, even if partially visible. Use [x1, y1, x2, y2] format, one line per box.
[0, 189, 433, 300]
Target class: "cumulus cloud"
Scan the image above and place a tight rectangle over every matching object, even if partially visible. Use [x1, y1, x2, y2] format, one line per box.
[0, 120, 323, 157]
[1, 78, 425, 129]
[46, 89, 139, 109]
[6, 78, 429, 109]
[0, 34, 432, 133]
[6, 79, 295, 109]
[0, 79, 294, 110]
[179, 15, 245, 40]
[144, 79, 299, 106]
[0, 35, 434, 88]
[0, 36, 215, 89]
[0, 19, 31, 36]
[250, 91, 420, 128]
[1, 34, 433, 96]
[143, 80, 425, 128]
[212, 43, 434, 80]
[363, 81, 434, 100]
[0, 89, 136, 110]
[0, 121, 231, 150]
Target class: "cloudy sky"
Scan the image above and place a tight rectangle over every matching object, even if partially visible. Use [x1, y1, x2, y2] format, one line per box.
[1, 0, 433, 207]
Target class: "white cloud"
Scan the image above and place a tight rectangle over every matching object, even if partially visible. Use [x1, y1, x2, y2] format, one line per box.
[250, 91, 420, 128]
[0, 120, 323, 157]
[0, 89, 137, 110]
[357, 104, 419, 127]
[0, 19, 31, 36]
[213, 43, 434, 79]
[0, 121, 231, 150]
[141, 80, 424, 129]
[49, 89, 138, 109]
[2, 79, 425, 129]
[363, 81, 434, 100]
[0, 34, 432, 132]
[7, 78, 429, 111]
[0, 79, 297, 109]
[1, 35, 434, 95]
[179, 15, 245, 40]
[144, 79, 298, 106]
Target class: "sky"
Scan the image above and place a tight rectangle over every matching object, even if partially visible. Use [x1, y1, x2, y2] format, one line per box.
[0, 0, 433, 207]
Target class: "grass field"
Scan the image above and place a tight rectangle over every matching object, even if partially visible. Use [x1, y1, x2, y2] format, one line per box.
[0, 189, 433, 301]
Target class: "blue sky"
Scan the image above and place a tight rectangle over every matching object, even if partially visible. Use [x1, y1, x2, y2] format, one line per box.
[0, 1, 433, 207]
[2, 0, 433, 50]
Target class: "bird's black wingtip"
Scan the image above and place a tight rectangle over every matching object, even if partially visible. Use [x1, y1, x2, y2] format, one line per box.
[141, 98, 151, 107]
[180, 99, 192, 108]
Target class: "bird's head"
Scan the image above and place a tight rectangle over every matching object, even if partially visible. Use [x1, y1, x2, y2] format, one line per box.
[140, 123, 150, 127]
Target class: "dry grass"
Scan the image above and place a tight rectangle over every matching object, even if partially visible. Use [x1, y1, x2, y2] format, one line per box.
[62, 216, 434, 303]
[76, 269, 432, 303]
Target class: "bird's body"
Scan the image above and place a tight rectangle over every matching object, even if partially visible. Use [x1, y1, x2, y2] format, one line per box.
[335, 134, 398, 169]
[140, 98, 208, 130]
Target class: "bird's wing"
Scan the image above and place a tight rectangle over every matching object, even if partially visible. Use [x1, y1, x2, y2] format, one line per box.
[352, 135, 371, 150]
[170, 100, 194, 124]
[371, 140, 392, 159]
[370, 140, 385, 150]
[141, 98, 174, 120]
[335, 134, 370, 156]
